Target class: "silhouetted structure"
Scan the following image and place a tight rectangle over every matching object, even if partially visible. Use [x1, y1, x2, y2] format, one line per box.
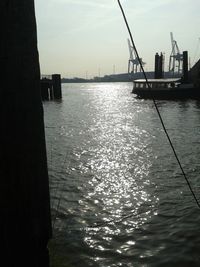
[154, 53, 164, 79]
[52, 74, 62, 99]
[0, 1, 52, 266]
[41, 74, 62, 101]
[182, 51, 189, 82]
[190, 58, 200, 87]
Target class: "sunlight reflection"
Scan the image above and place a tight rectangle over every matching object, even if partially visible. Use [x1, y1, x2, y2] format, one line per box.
[77, 85, 159, 253]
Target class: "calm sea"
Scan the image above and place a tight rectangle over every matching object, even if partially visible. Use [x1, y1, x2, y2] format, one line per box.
[43, 82, 200, 267]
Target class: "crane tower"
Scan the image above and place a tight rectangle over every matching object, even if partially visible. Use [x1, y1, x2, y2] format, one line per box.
[169, 32, 183, 75]
[127, 39, 145, 74]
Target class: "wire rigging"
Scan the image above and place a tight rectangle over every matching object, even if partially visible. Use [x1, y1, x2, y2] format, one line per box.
[52, 150, 71, 230]
[117, 0, 200, 209]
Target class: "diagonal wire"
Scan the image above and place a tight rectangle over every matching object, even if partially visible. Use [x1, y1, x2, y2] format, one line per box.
[52, 149, 71, 231]
[117, 0, 200, 209]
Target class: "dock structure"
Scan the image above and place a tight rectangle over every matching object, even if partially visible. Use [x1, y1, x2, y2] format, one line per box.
[190, 59, 200, 88]
[41, 74, 62, 101]
[181, 51, 200, 87]
[1, 1, 52, 266]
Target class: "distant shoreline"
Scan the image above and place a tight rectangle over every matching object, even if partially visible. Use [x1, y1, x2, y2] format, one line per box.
[61, 71, 182, 83]
[61, 72, 154, 83]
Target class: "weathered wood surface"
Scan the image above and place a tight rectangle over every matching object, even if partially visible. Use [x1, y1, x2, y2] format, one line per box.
[0, 1, 52, 266]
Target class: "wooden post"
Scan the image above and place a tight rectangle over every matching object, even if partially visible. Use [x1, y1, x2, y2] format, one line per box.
[154, 53, 160, 79]
[41, 81, 50, 100]
[154, 53, 164, 79]
[52, 74, 62, 99]
[183, 51, 189, 82]
[0, 1, 52, 266]
[159, 53, 164, 79]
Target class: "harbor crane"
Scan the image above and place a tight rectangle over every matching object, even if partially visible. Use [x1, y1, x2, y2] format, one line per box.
[169, 32, 183, 75]
[127, 38, 145, 74]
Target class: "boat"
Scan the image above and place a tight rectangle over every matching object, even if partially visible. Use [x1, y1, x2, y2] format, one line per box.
[132, 78, 200, 99]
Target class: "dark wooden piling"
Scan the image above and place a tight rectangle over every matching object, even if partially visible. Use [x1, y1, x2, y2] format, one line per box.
[52, 74, 62, 99]
[154, 53, 160, 79]
[182, 51, 189, 82]
[154, 52, 164, 79]
[159, 53, 164, 78]
[41, 81, 51, 100]
[0, 1, 52, 266]
[40, 75, 62, 101]
[49, 86, 54, 100]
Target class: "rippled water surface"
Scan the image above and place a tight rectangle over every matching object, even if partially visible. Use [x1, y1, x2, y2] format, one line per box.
[44, 83, 200, 267]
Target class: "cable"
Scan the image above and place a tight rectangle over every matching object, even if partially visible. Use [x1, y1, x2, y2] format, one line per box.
[52, 150, 71, 230]
[117, 0, 200, 209]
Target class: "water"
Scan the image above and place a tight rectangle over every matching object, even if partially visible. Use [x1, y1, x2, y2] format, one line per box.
[43, 82, 200, 267]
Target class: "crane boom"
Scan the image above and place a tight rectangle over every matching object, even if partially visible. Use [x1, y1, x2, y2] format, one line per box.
[127, 38, 145, 74]
[127, 39, 134, 60]
[169, 32, 183, 75]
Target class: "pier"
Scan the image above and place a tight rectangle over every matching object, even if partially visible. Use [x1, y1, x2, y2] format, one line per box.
[41, 74, 62, 101]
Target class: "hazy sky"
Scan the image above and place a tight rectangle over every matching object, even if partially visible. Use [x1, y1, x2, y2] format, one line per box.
[35, 0, 200, 78]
